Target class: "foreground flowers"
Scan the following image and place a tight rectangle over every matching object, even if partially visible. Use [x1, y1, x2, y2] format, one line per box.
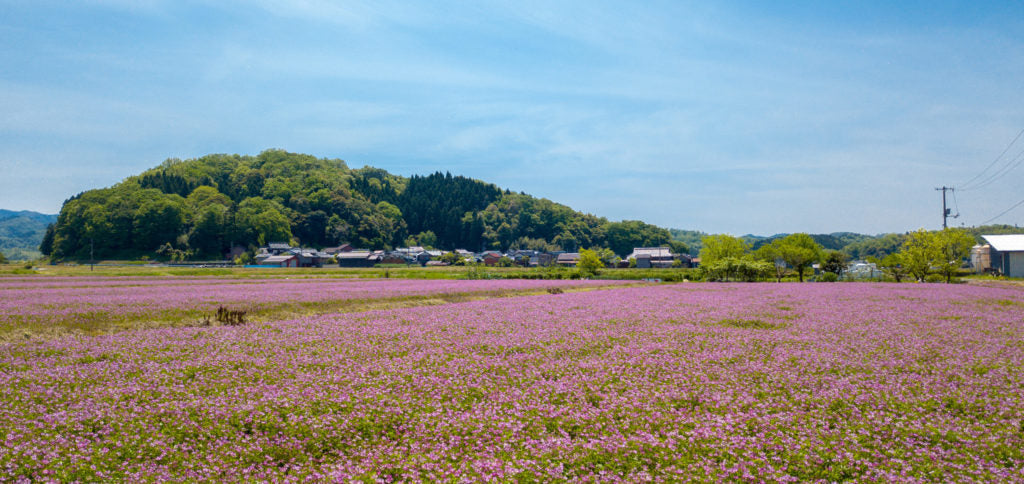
[1, 281, 1022, 481]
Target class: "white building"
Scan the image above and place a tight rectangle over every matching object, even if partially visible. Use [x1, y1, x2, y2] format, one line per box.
[845, 261, 880, 279]
[981, 234, 1024, 278]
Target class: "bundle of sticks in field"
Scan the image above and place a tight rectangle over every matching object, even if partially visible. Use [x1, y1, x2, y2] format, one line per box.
[215, 306, 247, 326]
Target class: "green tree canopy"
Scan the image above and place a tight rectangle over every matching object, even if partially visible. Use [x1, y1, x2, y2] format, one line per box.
[753, 243, 787, 282]
[133, 193, 188, 251]
[900, 229, 937, 282]
[933, 228, 975, 283]
[821, 250, 847, 277]
[235, 198, 292, 246]
[699, 234, 749, 265]
[577, 248, 604, 276]
[773, 233, 823, 282]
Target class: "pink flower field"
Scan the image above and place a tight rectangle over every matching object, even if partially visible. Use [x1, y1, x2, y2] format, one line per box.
[0, 277, 626, 332]
[1, 281, 1023, 481]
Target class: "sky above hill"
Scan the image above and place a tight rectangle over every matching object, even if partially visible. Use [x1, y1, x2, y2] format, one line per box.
[2, 1, 1023, 235]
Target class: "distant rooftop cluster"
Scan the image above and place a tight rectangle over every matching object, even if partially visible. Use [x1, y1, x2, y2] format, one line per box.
[250, 243, 695, 269]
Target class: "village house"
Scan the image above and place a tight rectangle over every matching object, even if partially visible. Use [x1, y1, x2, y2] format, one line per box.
[291, 248, 331, 268]
[625, 247, 679, 268]
[265, 242, 292, 255]
[481, 251, 504, 266]
[256, 244, 331, 267]
[556, 252, 580, 267]
[380, 251, 413, 265]
[259, 254, 298, 267]
[531, 253, 555, 267]
[336, 250, 377, 267]
[321, 244, 354, 255]
[415, 251, 432, 266]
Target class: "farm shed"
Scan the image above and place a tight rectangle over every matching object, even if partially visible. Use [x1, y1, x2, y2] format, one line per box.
[981, 234, 1024, 278]
[260, 255, 298, 267]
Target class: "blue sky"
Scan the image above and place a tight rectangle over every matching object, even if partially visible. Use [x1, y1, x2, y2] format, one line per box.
[2, 1, 1023, 235]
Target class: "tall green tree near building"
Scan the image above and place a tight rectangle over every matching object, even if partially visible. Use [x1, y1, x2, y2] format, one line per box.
[900, 229, 937, 282]
[933, 228, 975, 283]
[773, 233, 823, 282]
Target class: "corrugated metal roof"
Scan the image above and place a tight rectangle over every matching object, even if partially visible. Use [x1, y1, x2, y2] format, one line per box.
[337, 251, 371, 259]
[627, 247, 673, 259]
[981, 234, 1024, 252]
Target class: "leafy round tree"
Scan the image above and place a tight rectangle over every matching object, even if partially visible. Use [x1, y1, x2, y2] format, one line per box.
[577, 248, 604, 277]
[900, 229, 938, 282]
[699, 234, 749, 265]
[933, 228, 975, 283]
[773, 233, 823, 282]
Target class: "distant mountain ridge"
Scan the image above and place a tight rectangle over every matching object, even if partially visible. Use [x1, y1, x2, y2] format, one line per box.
[0, 210, 57, 260]
[0, 209, 57, 224]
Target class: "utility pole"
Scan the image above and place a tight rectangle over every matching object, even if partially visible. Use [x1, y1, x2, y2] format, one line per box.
[935, 186, 955, 229]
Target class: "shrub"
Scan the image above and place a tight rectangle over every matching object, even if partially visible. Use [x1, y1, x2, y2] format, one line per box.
[924, 274, 945, 284]
[702, 257, 774, 282]
[818, 272, 839, 282]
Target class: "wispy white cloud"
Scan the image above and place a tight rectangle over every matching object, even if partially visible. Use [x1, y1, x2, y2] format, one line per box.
[3, 1, 1024, 231]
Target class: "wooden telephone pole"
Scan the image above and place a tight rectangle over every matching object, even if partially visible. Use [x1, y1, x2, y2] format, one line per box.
[935, 186, 956, 229]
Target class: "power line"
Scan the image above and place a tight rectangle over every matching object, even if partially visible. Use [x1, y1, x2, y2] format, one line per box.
[979, 197, 1024, 225]
[960, 144, 1024, 192]
[960, 127, 1024, 190]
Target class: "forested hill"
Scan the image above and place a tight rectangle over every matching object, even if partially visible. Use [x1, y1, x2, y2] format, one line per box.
[42, 150, 678, 260]
[0, 210, 57, 260]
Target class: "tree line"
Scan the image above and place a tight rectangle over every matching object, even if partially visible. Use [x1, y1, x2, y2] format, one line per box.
[41, 150, 684, 261]
[697, 228, 978, 283]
